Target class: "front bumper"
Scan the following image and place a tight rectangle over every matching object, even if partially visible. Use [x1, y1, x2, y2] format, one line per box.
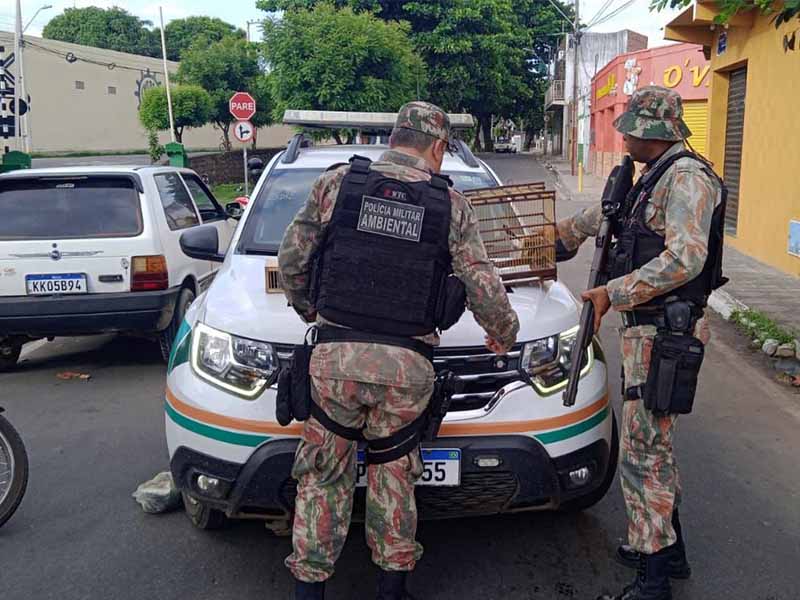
[170, 433, 612, 521]
[0, 287, 181, 337]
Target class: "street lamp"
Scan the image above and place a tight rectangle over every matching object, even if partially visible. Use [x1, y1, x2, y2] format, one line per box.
[24, 4, 52, 33]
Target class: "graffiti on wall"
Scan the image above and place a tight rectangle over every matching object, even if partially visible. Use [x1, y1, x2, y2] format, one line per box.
[623, 58, 641, 95]
[134, 68, 161, 108]
[596, 73, 617, 99]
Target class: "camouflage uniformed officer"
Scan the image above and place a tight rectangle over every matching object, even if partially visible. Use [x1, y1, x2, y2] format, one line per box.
[278, 101, 519, 600]
[557, 86, 725, 600]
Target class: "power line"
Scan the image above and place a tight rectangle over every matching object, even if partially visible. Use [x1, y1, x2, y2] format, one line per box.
[545, 0, 577, 32]
[587, 0, 616, 28]
[590, 0, 637, 28]
[24, 39, 167, 74]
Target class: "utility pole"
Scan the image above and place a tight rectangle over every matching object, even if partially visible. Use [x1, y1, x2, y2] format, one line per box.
[570, 0, 580, 176]
[159, 7, 175, 144]
[14, 0, 22, 153]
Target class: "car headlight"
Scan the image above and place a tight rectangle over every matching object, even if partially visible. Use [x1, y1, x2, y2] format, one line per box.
[519, 326, 594, 395]
[191, 322, 279, 398]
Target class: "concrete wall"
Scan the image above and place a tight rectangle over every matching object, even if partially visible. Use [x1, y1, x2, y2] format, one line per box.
[191, 148, 283, 185]
[704, 17, 800, 276]
[0, 32, 294, 153]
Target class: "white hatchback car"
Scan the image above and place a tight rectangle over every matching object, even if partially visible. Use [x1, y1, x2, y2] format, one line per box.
[0, 166, 237, 368]
[165, 128, 616, 531]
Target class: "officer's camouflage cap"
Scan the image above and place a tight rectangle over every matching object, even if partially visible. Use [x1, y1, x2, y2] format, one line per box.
[394, 101, 450, 142]
[613, 85, 692, 141]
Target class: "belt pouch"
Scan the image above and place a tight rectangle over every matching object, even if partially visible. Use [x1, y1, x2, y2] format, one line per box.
[289, 342, 313, 422]
[643, 333, 704, 415]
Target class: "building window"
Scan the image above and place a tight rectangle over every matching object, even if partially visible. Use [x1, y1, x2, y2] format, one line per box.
[75, 80, 85, 90]
[107, 86, 116, 95]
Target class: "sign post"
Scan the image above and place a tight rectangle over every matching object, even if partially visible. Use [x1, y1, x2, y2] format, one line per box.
[230, 92, 257, 196]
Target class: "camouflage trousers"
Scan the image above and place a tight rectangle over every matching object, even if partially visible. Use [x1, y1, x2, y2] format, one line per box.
[618, 325, 682, 555]
[285, 375, 433, 583]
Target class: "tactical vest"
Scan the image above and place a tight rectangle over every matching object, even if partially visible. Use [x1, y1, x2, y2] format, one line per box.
[310, 155, 454, 337]
[609, 151, 728, 308]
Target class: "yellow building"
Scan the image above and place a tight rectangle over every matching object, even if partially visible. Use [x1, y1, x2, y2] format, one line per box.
[666, 2, 800, 276]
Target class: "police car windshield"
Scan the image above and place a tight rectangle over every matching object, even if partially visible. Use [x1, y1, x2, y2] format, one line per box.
[239, 168, 497, 255]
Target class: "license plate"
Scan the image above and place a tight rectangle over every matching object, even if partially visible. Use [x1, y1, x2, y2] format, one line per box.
[26, 273, 88, 295]
[356, 448, 461, 487]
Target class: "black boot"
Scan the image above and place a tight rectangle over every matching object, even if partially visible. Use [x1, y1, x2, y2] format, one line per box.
[615, 510, 691, 579]
[295, 580, 325, 600]
[376, 570, 416, 600]
[599, 548, 672, 600]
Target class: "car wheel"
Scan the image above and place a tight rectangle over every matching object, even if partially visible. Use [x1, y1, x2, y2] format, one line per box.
[182, 492, 227, 530]
[0, 413, 28, 528]
[158, 287, 196, 363]
[558, 410, 619, 513]
[0, 342, 22, 373]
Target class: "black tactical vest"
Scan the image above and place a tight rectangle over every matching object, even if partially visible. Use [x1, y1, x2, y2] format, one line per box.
[310, 155, 454, 337]
[609, 151, 728, 308]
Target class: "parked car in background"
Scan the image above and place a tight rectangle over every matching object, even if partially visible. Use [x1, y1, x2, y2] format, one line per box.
[0, 166, 239, 370]
[494, 137, 517, 153]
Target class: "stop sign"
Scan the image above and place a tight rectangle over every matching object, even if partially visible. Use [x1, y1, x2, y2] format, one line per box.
[229, 91, 256, 120]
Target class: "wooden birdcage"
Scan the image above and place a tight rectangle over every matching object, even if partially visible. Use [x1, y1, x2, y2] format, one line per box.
[464, 183, 557, 283]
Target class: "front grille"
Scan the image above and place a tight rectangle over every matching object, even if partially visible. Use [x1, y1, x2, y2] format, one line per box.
[434, 344, 523, 411]
[279, 472, 520, 519]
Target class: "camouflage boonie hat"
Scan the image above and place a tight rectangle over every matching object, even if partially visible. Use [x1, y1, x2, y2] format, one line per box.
[394, 101, 450, 142]
[613, 85, 692, 141]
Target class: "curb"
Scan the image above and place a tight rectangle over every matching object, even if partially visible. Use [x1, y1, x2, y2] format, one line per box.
[707, 288, 748, 321]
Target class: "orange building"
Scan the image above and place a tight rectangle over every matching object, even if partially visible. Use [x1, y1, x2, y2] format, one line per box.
[589, 43, 711, 179]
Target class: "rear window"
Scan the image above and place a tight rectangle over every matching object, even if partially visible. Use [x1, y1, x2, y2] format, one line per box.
[0, 176, 142, 240]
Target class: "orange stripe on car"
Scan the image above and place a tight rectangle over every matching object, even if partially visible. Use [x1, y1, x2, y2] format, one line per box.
[167, 387, 608, 437]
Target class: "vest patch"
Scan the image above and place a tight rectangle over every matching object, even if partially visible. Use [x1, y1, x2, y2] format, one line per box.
[357, 195, 425, 242]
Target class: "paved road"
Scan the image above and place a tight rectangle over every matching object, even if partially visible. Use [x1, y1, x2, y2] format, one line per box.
[2, 153, 799, 599]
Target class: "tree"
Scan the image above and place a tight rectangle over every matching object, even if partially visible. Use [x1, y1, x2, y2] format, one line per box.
[256, 0, 572, 150]
[179, 37, 265, 150]
[163, 17, 246, 61]
[42, 7, 159, 57]
[138, 84, 213, 144]
[651, 0, 800, 27]
[262, 3, 425, 142]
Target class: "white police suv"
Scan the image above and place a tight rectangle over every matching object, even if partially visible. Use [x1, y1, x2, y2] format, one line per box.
[165, 111, 616, 531]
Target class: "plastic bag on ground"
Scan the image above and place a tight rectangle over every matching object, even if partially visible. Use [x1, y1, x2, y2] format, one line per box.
[132, 471, 182, 514]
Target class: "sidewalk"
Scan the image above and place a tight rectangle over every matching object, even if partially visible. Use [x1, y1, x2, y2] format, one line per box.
[542, 154, 800, 335]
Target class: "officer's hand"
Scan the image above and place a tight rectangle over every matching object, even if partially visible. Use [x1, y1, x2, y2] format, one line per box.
[581, 286, 611, 333]
[485, 335, 509, 355]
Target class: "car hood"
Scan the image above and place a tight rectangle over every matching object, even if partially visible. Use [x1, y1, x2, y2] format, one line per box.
[201, 256, 579, 346]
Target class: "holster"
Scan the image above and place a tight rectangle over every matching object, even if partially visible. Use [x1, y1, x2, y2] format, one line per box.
[643, 332, 704, 415]
[421, 371, 461, 441]
[275, 337, 314, 426]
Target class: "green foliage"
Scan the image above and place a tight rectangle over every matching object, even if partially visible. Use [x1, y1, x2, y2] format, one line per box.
[731, 309, 796, 345]
[147, 129, 164, 163]
[42, 7, 159, 56]
[211, 183, 244, 203]
[650, 0, 800, 27]
[164, 17, 246, 60]
[139, 85, 213, 143]
[262, 4, 424, 120]
[179, 37, 265, 150]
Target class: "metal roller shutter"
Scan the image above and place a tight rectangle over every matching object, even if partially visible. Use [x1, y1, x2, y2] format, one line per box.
[683, 100, 709, 157]
[723, 68, 747, 235]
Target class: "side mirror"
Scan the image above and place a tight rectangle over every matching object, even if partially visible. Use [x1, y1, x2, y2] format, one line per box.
[180, 225, 225, 263]
[225, 201, 244, 220]
[247, 157, 264, 178]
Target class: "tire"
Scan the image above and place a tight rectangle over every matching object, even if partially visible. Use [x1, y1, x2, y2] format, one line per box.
[182, 492, 227, 530]
[0, 342, 21, 373]
[559, 409, 619, 513]
[158, 287, 195, 363]
[0, 414, 29, 528]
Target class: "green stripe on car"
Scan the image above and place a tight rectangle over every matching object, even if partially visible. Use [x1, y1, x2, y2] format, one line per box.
[165, 401, 270, 447]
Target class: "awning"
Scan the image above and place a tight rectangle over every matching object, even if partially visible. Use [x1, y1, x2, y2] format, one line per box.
[664, 1, 755, 46]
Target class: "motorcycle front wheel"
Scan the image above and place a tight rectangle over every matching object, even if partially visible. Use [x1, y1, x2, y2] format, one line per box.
[0, 413, 28, 528]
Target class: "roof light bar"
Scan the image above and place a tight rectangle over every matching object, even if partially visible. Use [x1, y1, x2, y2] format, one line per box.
[282, 110, 475, 131]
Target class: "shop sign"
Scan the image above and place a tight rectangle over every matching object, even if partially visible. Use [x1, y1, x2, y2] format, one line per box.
[663, 60, 710, 89]
[596, 73, 617, 100]
[789, 221, 800, 257]
[718, 31, 727, 56]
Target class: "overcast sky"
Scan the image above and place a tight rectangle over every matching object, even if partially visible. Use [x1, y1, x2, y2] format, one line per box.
[0, 0, 684, 47]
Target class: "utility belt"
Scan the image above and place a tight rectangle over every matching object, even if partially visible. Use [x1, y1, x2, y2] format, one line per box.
[275, 326, 460, 464]
[621, 298, 706, 416]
